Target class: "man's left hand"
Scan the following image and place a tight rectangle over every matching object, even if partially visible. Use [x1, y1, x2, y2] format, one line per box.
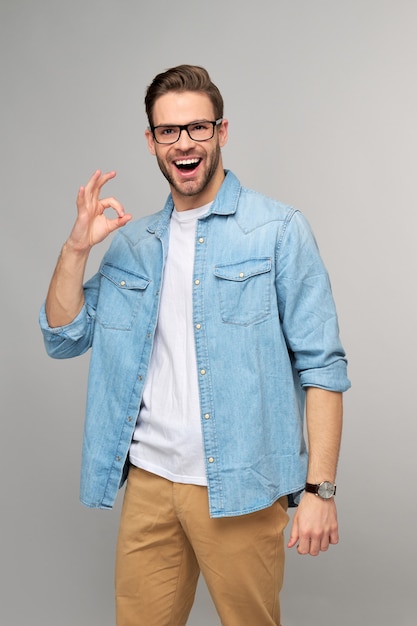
[287, 493, 339, 556]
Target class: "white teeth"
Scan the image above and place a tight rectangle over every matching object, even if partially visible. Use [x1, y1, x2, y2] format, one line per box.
[175, 158, 200, 165]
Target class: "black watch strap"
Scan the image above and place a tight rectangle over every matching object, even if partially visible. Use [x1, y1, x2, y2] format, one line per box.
[305, 481, 336, 498]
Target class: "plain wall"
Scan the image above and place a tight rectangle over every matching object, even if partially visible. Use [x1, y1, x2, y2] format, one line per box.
[1, 1, 416, 624]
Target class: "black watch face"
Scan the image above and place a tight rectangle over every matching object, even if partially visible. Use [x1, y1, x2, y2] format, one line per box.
[317, 481, 335, 499]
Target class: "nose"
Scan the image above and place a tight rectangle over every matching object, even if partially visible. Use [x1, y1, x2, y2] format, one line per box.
[176, 127, 194, 150]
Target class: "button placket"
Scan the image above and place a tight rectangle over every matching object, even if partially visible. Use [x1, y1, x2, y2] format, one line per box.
[193, 218, 222, 505]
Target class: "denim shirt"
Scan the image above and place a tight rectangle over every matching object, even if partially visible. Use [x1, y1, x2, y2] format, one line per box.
[39, 171, 350, 517]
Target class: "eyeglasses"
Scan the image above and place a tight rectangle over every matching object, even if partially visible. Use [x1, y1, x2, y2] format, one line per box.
[150, 118, 223, 145]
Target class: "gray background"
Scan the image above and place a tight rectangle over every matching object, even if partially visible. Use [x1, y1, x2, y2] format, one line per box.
[1, 1, 416, 624]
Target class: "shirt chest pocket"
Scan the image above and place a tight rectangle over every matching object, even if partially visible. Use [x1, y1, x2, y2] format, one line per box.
[96, 263, 151, 330]
[214, 257, 272, 326]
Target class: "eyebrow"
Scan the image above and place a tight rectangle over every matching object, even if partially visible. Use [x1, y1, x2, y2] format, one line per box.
[153, 119, 211, 127]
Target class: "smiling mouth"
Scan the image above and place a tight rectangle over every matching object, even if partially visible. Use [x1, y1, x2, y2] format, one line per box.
[174, 158, 202, 171]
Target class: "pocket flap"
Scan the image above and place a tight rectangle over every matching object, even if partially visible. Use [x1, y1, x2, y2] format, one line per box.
[100, 263, 150, 290]
[214, 257, 272, 282]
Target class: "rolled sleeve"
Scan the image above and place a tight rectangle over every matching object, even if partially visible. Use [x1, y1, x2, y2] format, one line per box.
[39, 303, 94, 359]
[299, 360, 351, 392]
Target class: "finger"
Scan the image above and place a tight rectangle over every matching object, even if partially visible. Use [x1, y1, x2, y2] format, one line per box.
[77, 171, 101, 208]
[94, 171, 117, 206]
[319, 527, 338, 553]
[84, 170, 116, 200]
[97, 170, 117, 191]
[296, 533, 324, 556]
[76, 181, 97, 213]
[296, 536, 312, 555]
[77, 185, 86, 205]
[309, 535, 322, 556]
[287, 519, 299, 549]
[320, 536, 330, 552]
[99, 196, 126, 218]
[84, 169, 102, 194]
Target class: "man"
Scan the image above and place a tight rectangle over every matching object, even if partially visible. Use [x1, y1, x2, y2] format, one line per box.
[40, 65, 350, 626]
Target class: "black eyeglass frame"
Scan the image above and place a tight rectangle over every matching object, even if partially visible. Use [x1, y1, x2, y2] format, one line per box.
[150, 118, 223, 145]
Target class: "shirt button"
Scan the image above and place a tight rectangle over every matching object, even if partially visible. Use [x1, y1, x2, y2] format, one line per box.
[194, 279, 200, 285]
[204, 413, 210, 420]
[198, 237, 204, 243]
[120, 280, 126, 286]
[200, 369, 206, 375]
[239, 272, 244, 278]
[195, 323, 201, 330]
[116, 456, 121, 462]
[208, 457, 215, 463]
[128, 416, 133, 422]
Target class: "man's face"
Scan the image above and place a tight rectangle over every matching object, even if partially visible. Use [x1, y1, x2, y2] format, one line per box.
[146, 91, 228, 210]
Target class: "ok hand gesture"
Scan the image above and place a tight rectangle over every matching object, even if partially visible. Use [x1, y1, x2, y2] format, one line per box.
[68, 170, 132, 252]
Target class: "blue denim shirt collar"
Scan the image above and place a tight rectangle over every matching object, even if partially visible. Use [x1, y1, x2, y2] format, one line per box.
[146, 170, 240, 237]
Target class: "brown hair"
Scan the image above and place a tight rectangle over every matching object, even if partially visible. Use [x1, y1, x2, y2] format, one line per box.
[145, 64, 224, 127]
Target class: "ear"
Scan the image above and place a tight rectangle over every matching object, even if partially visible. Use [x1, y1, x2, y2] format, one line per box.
[218, 118, 229, 149]
[145, 128, 156, 156]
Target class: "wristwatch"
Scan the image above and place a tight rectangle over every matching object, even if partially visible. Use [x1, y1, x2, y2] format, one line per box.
[305, 481, 336, 499]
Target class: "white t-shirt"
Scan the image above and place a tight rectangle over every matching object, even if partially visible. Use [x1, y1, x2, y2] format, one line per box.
[129, 204, 211, 485]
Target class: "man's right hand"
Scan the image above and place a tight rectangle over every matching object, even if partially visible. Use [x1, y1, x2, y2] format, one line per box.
[45, 170, 132, 328]
[68, 170, 132, 252]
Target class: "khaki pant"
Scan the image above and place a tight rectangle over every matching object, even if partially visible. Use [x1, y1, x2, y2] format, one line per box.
[115, 466, 289, 626]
